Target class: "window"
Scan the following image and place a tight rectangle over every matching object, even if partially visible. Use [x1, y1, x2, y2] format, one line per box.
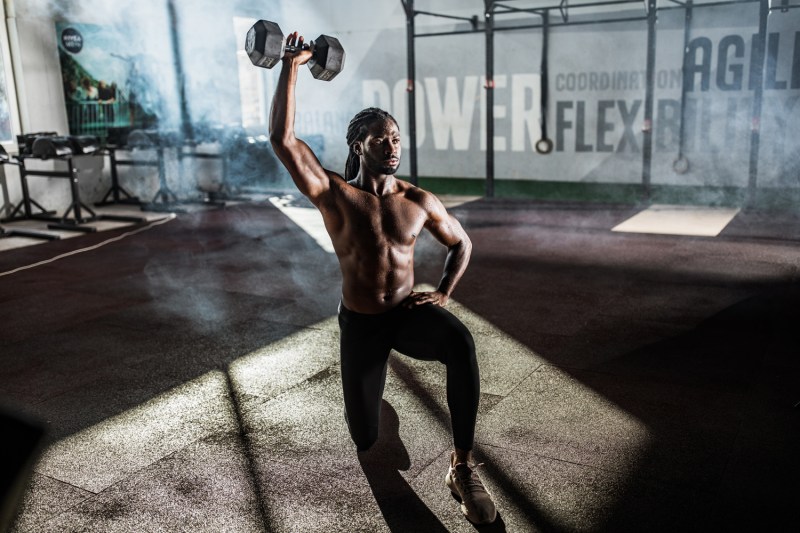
[0, 1, 21, 152]
[234, 16, 274, 129]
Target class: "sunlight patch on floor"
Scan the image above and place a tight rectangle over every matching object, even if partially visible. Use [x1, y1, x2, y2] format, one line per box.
[35, 370, 237, 493]
[270, 195, 335, 253]
[612, 204, 740, 237]
[32, 295, 650, 517]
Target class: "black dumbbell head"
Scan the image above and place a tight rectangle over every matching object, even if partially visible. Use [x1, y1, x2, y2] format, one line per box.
[18, 132, 57, 155]
[157, 130, 182, 147]
[106, 126, 131, 147]
[308, 35, 345, 81]
[32, 136, 74, 159]
[127, 129, 156, 149]
[68, 135, 100, 155]
[246, 20, 286, 69]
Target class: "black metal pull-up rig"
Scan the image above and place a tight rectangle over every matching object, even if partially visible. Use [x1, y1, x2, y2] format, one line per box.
[400, 0, 788, 206]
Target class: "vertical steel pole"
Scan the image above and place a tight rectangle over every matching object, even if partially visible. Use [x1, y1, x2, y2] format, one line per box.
[167, 0, 191, 139]
[641, 0, 657, 202]
[484, 1, 495, 198]
[747, 0, 769, 208]
[675, 0, 692, 170]
[404, 0, 418, 185]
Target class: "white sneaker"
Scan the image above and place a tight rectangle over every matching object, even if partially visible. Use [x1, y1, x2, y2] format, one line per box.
[445, 452, 497, 524]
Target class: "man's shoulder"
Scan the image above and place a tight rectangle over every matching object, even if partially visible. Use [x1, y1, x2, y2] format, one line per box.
[400, 181, 437, 204]
[397, 179, 427, 198]
[398, 183, 448, 218]
[321, 170, 346, 191]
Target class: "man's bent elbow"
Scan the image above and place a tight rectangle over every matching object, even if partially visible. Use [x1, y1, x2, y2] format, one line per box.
[269, 133, 297, 161]
[449, 235, 472, 264]
[269, 131, 290, 150]
[461, 234, 473, 258]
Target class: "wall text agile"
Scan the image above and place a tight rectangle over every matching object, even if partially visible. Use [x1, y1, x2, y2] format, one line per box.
[685, 31, 800, 91]
[554, 31, 800, 93]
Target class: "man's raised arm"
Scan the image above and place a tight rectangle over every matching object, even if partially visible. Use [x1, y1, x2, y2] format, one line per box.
[269, 32, 331, 203]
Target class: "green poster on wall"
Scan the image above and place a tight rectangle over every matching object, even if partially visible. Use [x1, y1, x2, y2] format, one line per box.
[55, 22, 162, 139]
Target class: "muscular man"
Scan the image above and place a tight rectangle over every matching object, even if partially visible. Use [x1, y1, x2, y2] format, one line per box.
[269, 32, 497, 525]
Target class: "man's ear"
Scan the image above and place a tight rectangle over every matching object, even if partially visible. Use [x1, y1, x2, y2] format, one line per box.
[352, 142, 362, 156]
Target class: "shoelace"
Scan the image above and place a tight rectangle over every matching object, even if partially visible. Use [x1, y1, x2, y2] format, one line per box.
[453, 463, 488, 494]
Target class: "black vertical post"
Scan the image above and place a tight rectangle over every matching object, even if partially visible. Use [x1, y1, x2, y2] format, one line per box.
[641, 0, 657, 202]
[484, 0, 495, 198]
[747, 0, 769, 209]
[404, 0, 418, 185]
[68, 158, 83, 222]
[157, 147, 168, 203]
[167, 0, 191, 140]
[19, 161, 32, 218]
[108, 148, 120, 203]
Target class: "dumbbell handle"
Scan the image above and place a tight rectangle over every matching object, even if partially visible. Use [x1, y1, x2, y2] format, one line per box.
[284, 42, 313, 54]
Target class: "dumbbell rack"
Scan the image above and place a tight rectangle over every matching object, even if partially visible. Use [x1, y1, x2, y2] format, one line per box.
[95, 146, 142, 207]
[110, 140, 233, 213]
[1, 148, 57, 240]
[111, 143, 189, 214]
[178, 142, 246, 205]
[2, 153, 145, 233]
[0, 224, 59, 241]
[0, 183, 59, 241]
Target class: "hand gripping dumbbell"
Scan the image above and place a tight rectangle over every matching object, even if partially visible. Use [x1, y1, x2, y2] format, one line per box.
[245, 20, 345, 81]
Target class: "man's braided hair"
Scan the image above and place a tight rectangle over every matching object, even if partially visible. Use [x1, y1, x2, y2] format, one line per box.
[345, 107, 398, 181]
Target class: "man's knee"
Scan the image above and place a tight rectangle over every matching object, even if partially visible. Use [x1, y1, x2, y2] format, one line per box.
[445, 325, 476, 364]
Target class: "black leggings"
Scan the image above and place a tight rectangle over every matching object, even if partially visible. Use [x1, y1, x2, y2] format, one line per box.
[338, 301, 480, 452]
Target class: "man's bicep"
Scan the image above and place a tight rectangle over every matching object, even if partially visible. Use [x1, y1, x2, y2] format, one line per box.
[425, 197, 468, 247]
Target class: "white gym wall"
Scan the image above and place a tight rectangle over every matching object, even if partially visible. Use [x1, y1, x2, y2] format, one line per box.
[0, 0, 798, 210]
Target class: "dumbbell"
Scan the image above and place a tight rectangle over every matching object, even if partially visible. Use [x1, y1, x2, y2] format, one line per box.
[30, 135, 101, 159]
[31, 136, 75, 159]
[245, 20, 345, 81]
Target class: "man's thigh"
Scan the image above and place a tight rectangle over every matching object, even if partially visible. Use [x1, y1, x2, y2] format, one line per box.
[392, 304, 473, 363]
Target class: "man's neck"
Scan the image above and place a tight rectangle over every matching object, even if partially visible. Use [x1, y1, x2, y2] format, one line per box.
[355, 173, 397, 197]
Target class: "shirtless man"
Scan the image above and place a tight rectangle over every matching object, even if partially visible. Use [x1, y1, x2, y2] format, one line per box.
[268, 31, 497, 525]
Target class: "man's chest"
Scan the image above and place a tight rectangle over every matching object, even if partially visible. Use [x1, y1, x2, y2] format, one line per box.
[339, 195, 426, 246]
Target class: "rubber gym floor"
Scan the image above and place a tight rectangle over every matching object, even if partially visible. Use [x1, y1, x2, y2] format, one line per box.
[1, 196, 798, 532]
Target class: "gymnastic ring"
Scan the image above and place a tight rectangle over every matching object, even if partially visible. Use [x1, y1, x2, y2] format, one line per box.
[672, 156, 690, 174]
[535, 138, 554, 155]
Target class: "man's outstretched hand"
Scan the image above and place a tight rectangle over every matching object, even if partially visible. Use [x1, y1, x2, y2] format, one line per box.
[284, 31, 314, 65]
[403, 290, 449, 308]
